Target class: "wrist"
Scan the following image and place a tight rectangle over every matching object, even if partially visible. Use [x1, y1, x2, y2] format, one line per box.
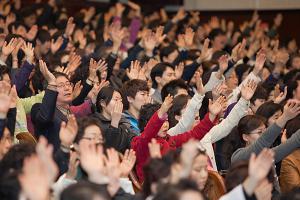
[0, 112, 7, 119]
[276, 115, 288, 128]
[111, 120, 119, 128]
[208, 113, 217, 122]
[86, 78, 95, 86]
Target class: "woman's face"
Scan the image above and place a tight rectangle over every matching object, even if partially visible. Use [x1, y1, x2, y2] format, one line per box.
[102, 91, 122, 116]
[79, 125, 104, 146]
[243, 123, 266, 145]
[268, 110, 282, 126]
[226, 71, 238, 90]
[190, 154, 208, 191]
[0, 128, 12, 159]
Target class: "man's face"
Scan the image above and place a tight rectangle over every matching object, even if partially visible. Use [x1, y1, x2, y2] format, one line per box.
[157, 67, 176, 88]
[212, 34, 226, 51]
[128, 90, 149, 112]
[24, 14, 37, 27]
[56, 76, 73, 105]
[292, 57, 300, 69]
[38, 40, 51, 55]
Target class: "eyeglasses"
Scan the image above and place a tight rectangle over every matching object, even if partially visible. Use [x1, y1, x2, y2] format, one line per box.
[57, 81, 73, 89]
[81, 136, 105, 145]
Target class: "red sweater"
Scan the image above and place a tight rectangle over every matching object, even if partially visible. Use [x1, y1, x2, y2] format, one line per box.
[131, 112, 215, 183]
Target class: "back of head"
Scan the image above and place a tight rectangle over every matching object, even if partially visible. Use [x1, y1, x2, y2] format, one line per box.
[96, 86, 116, 113]
[139, 103, 161, 132]
[37, 29, 51, 43]
[168, 94, 190, 128]
[161, 79, 188, 102]
[256, 101, 282, 120]
[60, 181, 110, 200]
[250, 85, 268, 104]
[225, 161, 249, 192]
[285, 118, 300, 139]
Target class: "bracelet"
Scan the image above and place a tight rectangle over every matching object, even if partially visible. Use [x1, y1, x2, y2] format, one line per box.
[86, 78, 94, 85]
[60, 144, 71, 153]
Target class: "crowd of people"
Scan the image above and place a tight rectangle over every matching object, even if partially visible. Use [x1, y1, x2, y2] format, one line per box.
[0, 0, 300, 199]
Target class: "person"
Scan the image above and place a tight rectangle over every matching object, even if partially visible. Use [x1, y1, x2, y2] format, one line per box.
[93, 86, 136, 152]
[120, 79, 149, 135]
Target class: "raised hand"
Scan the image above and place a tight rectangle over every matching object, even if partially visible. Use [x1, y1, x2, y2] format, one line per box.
[208, 96, 227, 121]
[175, 62, 184, 79]
[143, 31, 157, 55]
[154, 26, 166, 46]
[231, 38, 247, 62]
[111, 101, 123, 128]
[65, 17, 75, 38]
[195, 71, 205, 95]
[9, 85, 17, 108]
[25, 25, 38, 41]
[126, 60, 141, 80]
[72, 81, 82, 100]
[0, 81, 12, 117]
[21, 42, 34, 64]
[115, 2, 125, 17]
[148, 138, 162, 159]
[65, 52, 81, 74]
[51, 36, 64, 54]
[176, 34, 186, 49]
[274, 86, 287, 104]
[246, 149, 274, 195]
[39, 60, 56, 85]
[1, 37, 18, 57]
[120, 149, 136, 178]
[11, 37, 24, 58]
[241, 79, 258, 101]
[88, 80, 110, 104]
[59, 115, 78, 147]
[172, 7, 186, 23]
[212, 83, 227, 100]
[88, 58, 107, 82]
[276, 100, 300, 128]
[254, 179, 273, 200]
[253, 49, 266, 76]
[109, 22, 125, 52]
[105, 148, 121, 196]
[218, 54, 229, 73]
[198, 38, 211, 62]
[65, 151, 79, 180]
[158, 94, 173, 118]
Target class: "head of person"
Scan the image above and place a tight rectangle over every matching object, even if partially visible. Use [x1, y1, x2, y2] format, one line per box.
[235, 64, 251, 84]
[139, 103, 168, 137]
[280, 187, 300, 200]
[53, 72, 74, 106]
[209, 28, 226, 51]
[168, 94, 198, 128]
[36, 29, 51, 55]
[96, 86, 122, 119]
[21, 7, 37, 27]
[250, 85, 268, 113]
[189, 149, 209, 191]
[287, 74, 300, 100]
[8, 22, 27, 36]
[160, 44, 179, 63]
[225, 161, 274, 193]
[0, 127, 13, 160]
[225, 70, 239, 90]
[121, 79, 149, 112]
[289, 54, 300, 70]
[150, 62, 176, 90]
[238, 115, 266, 146]
[285, 118, 300, 140]
[256, 101, 282, 126]
[161, 79, 188, 102]
[0, 65, 11, 85]
[60, 181, 110, 200]
[153, 179, 204, 200]
[75, 117, 104, 147]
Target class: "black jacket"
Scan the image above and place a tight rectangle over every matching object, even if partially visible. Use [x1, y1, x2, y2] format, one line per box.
[92, 113, 136, 153]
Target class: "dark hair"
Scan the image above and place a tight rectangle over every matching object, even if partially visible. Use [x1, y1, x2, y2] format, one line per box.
[121, 79, 149, 110]
[96, 86, 120, 113]
[280, 187, 300, 200]
[0, 143, 35, 178]
[138, 103, 161, 132]
[168, 94, 190, 128]
[36, 29, 51, 43]
[161, 79, 188, 102]
[0, 65, 10, 81]
[0, 171, 21, 200]
[235, 64, 250, 84]
[285, 118, 300, 139]
[150, 62, 174, 89]
[153, 179, 204, 200]
[225, 161, 274, 192]
[208, 28, 225, 41]
[75, 117, 103, 144]
[256, 101, 282, 122]
[7, 22, 26, 33]
[53, 71, 70, 80]
[250, 85, 268, 104]
[160, 44, 178, 61]
[60, 181, 110, 200]
[286, 74, 300, 99]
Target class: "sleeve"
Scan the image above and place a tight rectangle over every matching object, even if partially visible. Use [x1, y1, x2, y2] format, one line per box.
[219, 184, 247, 200]
[182, 61, 201, 82]
[168, 93, 204, 136]
[112, 188, 135, 200]
[138, 112, 167, 144]
[119, 178, 135, 195]
[163, 20, 174, 34]
[204, 72, 225, 92]
[30, 89, 58, 125]
[272, 129, 300, 163]
[231, 123, 282, 163]
[52, 173, 77, 200]
[128, 18, 141, 45]
[203, 97, 249, 144]
[6, 108, 17, 135]
[0, 119, 5, 138]
[20, 91, 45, 114]
[120, 44, 144, 69]
[280, 157, 300, 193]
[104, 125, 132, 152]
[71, 81, 93, 106]
[172, 50, 188, 66]
[171, 113, 215, 148]
[54, 148, 70, 177]
[106, 53, 117, 80]
[12, 61, 34, 93]
[70, 100, 92, 118]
